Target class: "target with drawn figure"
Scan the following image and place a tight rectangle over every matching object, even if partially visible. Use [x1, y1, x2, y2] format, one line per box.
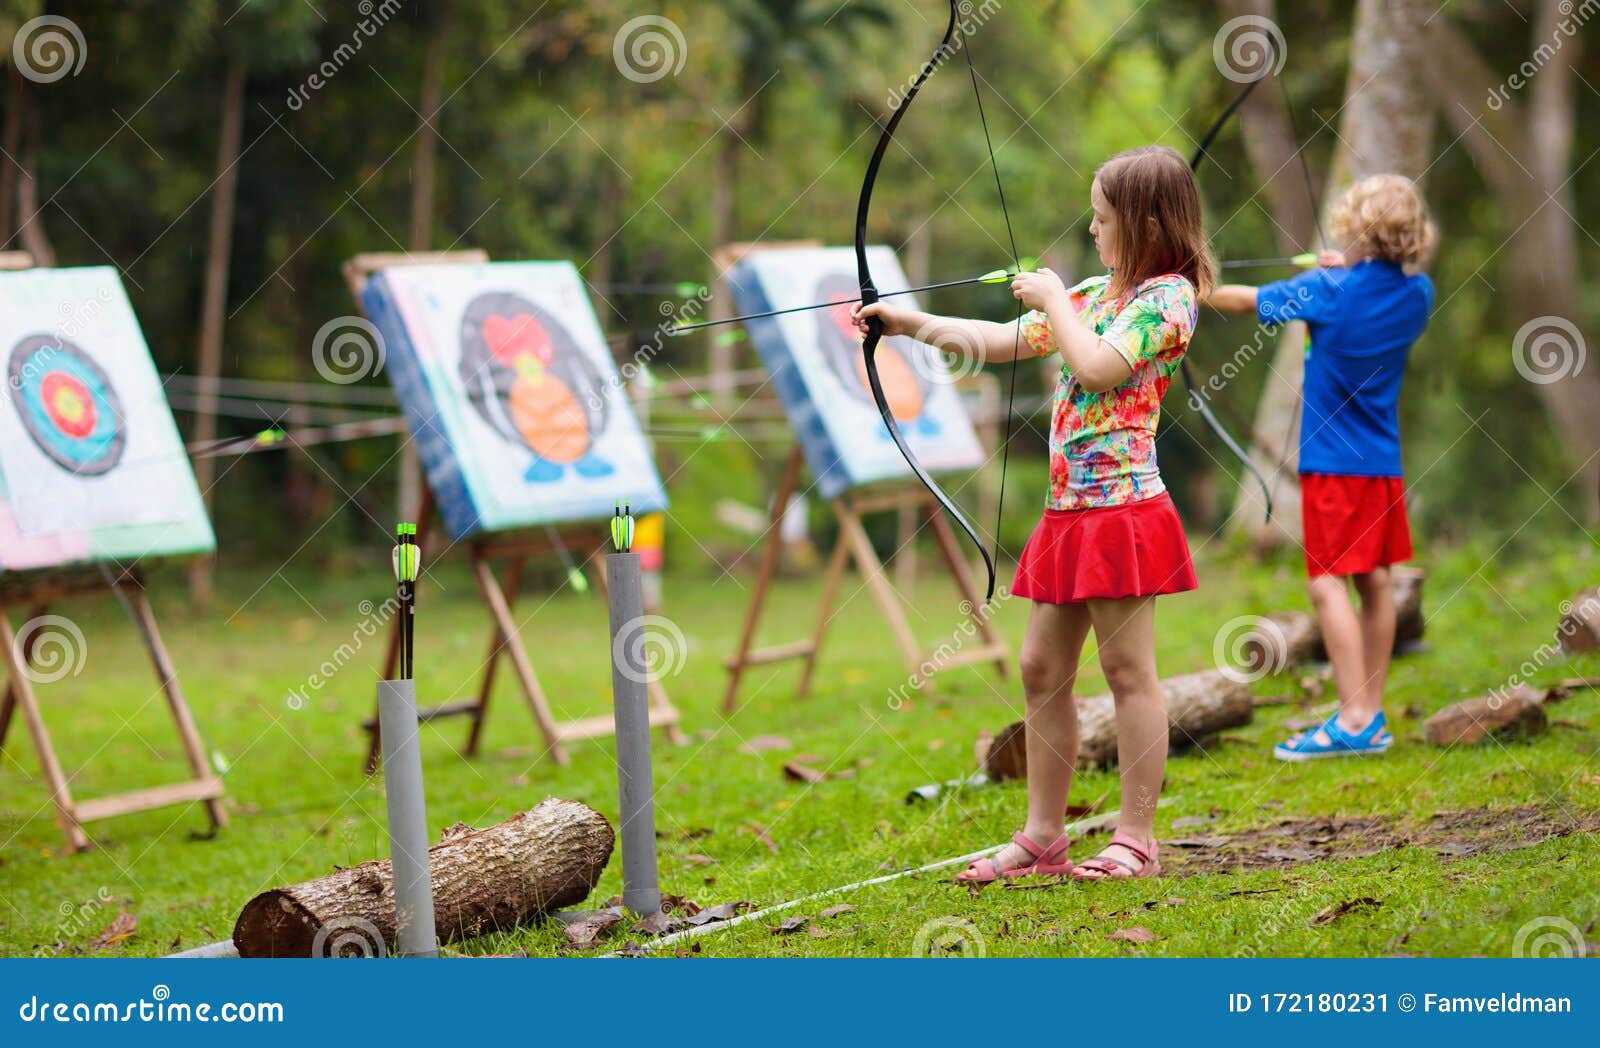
[0, 267, 215, 574]
[728, 245, 983, 500]
[360, 260, 666, 540]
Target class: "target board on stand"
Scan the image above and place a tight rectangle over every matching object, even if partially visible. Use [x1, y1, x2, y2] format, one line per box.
[0, 267, 214, 574]
[727, 246, 985, 500]
[361, 261, 667, 539]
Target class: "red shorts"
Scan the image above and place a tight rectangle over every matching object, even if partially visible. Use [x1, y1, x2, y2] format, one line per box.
[1010, 492, 1197, 604]
[1300, 472, 1413, 577]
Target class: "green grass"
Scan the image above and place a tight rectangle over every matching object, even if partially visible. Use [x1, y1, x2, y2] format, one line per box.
[2, 532, 1599, 958]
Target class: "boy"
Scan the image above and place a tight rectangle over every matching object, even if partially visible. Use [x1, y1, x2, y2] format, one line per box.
[1207, 173, 1436, 760]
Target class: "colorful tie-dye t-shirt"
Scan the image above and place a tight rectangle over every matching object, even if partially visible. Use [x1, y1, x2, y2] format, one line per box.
[1019, 273, 1197, 510]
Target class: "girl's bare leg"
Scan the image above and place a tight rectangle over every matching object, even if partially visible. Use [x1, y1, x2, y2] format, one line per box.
[1081, 595, 1163, 868]
[985, 600, 1092, 870]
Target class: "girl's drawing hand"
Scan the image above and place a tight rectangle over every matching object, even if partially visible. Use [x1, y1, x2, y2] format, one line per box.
[1011, 267, 1067, 312]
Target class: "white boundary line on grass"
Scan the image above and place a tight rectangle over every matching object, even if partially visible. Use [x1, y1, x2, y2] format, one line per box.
[612, 807, 1125, 956]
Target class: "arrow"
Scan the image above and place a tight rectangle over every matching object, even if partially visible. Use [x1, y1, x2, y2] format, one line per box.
[665, 264, 1034, 336]
[1219, 252, 1318, 270]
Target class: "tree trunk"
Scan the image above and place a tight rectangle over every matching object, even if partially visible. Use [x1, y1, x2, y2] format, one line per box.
[707, 126, 739, 408]
[232, 798, 614, 957]
[1421, 1, 1600, 521]
[15, 75, 54, 267]
[1556, 586, 1600, 654]
[0, 66, 22, 247]
[188, 59, 247, 608]
[1423, 684, 1552, 747]
[982, 670, 1255, 776]
[1233, 0, 1438, 544]
[398, 7, 451, 522]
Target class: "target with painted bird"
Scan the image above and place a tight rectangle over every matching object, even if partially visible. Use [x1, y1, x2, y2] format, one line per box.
[361, 261, 666, 540]
[729, 246, 983, 500]
[0, 267, 215, 573]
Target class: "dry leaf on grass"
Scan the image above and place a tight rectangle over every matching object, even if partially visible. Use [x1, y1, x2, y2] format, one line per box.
[771, 916, 809, 935]
[90, 912, 136, 950]
[819, 904, 855, 919]
[782, 762, 828, 784]
[1108, 927, 1157, 944]
[739, 735, 792, 755]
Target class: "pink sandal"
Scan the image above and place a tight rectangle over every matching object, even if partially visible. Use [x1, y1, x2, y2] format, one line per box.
[1072, 831, 1160, 880]
[957, 831, 1074, 884]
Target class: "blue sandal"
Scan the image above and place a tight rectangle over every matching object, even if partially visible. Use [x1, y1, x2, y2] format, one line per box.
[1274, 711, 1393, 761]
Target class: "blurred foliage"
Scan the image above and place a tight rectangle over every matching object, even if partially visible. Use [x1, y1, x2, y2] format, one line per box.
[1, 0, 1594, 567]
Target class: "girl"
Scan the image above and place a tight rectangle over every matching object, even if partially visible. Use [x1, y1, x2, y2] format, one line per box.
[854, 145, 1211, 881]
[1206, 174, 1435, 761]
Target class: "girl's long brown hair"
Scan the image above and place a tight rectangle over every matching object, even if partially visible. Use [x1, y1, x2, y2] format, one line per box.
[1096, 145, 1216, 300]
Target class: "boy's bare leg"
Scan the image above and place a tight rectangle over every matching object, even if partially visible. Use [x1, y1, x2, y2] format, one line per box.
[1307, 574, 1373, 732]
[1350, 567, 1395, 725]
[984, 600, 1093, 870]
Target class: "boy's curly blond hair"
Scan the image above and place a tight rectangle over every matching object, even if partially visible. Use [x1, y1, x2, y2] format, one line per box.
[1329, 174, 1436, 267]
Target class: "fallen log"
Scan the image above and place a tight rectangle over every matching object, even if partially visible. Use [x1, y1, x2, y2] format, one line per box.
[980, 669, 1255, 776]
[1240, 566, 1426, 674]
[1556, 587, 1600, 653]
[233, 798, 613, 958]
[1423, 682, 1575, 747]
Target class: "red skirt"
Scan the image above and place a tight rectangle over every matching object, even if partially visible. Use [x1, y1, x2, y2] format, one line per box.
[1010, 492, 1197, 604]
[1301, 472, 1412, 577]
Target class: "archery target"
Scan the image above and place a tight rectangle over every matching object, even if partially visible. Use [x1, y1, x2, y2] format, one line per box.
[359, 260, 666, 539]
[728, 246, 984, 500]
[0, 266, 213, 572]
[8, 335, 128, 475]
